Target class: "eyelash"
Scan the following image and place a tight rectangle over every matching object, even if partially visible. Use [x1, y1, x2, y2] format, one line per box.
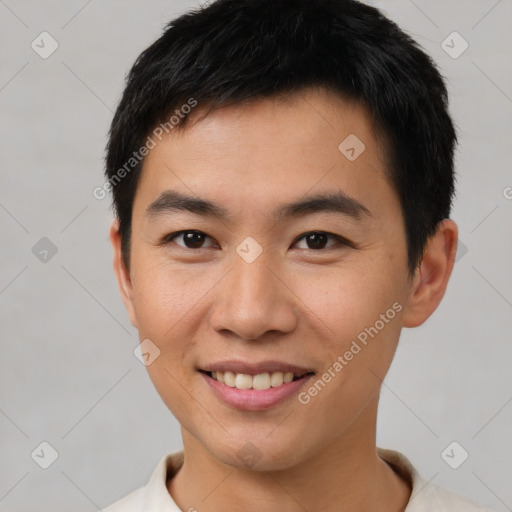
[160, 230, 354, 251]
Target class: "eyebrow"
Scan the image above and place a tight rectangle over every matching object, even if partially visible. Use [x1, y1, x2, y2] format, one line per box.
[145, 189, 371, 221]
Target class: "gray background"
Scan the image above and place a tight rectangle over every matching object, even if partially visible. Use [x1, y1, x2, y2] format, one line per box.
[1, 0, 511, 510]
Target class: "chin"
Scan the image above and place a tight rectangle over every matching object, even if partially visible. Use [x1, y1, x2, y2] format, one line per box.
[206, 432, 310, 472]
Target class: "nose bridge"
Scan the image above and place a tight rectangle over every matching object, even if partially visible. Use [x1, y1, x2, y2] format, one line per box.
[210, 247, 297, 340]
[234, 253, 275, 304]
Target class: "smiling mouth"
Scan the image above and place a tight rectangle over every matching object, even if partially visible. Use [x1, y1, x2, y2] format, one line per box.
[199, 370, 315, 390]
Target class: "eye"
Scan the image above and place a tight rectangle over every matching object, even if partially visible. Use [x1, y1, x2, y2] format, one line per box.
[162, 230, 217, 249]
[293, 231, 350, 250]
[161, 230, 352, 251]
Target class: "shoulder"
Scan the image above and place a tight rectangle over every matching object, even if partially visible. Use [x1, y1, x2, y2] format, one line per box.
[102, 451, 184, 512]
[377, 447, 495, 512]
[102, 486, 145, 512]
[412, 478, 493, 511]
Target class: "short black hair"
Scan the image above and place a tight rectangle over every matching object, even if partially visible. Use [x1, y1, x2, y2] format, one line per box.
[105, 0, 457, 274]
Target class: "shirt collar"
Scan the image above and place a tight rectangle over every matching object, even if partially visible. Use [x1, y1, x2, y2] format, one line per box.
[141, 450, 184, 510]
[137, 447, 445, 511]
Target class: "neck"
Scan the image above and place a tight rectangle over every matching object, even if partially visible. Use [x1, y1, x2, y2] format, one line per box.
[168, 395, 410, 512]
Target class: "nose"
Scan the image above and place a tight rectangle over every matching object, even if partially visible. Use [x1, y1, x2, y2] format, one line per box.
[209, 250, 298, 341]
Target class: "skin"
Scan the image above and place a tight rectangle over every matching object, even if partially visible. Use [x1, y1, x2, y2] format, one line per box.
[110, 86, 458, 512]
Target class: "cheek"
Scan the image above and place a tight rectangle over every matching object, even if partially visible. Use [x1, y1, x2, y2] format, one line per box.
[131, 272, 179, 336]
[294, 264, 407, 416]
[295, 270, 404, 431]
[128, 258, 206, 418]
[128, 267, 195, 392]
[297, 266, 403, 347]
[130, 251, 202, 336]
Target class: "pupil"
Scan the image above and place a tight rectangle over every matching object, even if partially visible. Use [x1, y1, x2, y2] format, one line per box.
[307, 233, 327, 249]
[185, 231, 204, 248]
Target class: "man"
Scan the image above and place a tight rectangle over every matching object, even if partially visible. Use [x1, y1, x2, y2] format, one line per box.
[103, 0, 494, 510]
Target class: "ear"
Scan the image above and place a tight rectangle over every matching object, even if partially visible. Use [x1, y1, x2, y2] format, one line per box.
[109, 220, 138, 329]
[402, 219, 458, 328]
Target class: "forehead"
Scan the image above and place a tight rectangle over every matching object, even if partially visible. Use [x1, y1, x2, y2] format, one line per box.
[133, 87, 394, 223]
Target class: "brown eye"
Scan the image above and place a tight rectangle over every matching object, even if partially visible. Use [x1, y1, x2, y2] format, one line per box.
[165, 230, 214, 249]
[294, 231, 343, 250]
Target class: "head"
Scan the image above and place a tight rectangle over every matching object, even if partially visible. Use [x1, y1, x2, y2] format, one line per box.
[106, 0, 458, 470]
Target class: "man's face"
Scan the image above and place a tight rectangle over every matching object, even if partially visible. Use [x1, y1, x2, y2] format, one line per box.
[118, 87, 414, 470]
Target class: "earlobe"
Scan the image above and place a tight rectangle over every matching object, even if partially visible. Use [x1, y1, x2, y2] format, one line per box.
[402, 219, 458, 328]
[109, 220, 138, 329]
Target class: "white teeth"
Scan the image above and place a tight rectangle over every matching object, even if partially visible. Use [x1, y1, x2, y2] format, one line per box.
[210, 371, 301, 390]
[270, 372, 284, 387]
[252, 373, 270, 390]
[223, 371, 236, 387]
[235, 374, 253, 389]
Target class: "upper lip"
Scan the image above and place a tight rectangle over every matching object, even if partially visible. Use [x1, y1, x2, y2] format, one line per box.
[199, 360, 314, 376]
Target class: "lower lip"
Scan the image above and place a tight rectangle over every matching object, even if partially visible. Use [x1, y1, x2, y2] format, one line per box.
[200, 371, 314, 412]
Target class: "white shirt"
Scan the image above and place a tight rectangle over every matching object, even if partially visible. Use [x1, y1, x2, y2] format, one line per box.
[104, 448, 494, 511]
